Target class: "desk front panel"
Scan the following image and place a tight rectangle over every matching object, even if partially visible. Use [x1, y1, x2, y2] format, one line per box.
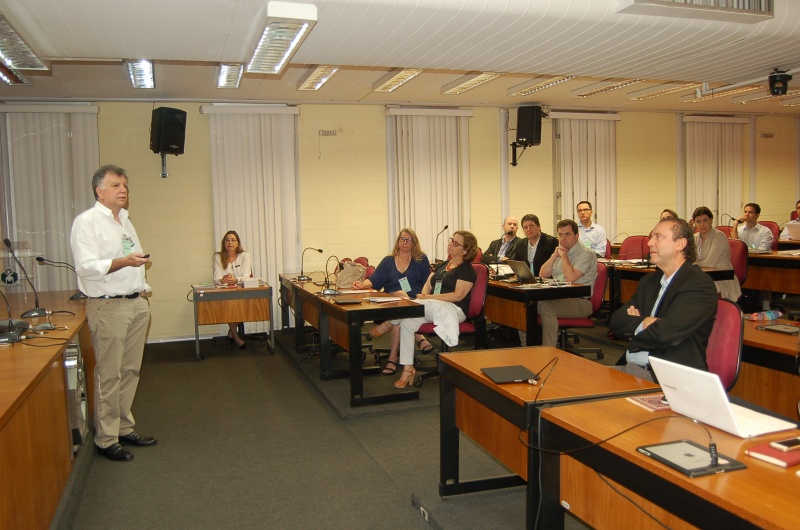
[484, 293, 527, 329]
[196, 297, 270, 325]
[743, 253, 800, 294]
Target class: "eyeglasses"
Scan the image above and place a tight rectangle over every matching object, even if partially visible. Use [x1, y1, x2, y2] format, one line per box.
[577, 208, 592, 213]
[448, 237, 463, 248]
[224, 238, 238, 243]
[399, 237, 413, 243]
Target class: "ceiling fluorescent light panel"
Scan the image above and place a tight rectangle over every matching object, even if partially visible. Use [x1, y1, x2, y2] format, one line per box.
[297, 65, 339, 91]
[571, 79, 643, 98]
[441, 72, 502, 95]
[127, 59, 154, 89]
[0, 16, 46, 71]
[507, 76, 574, 97]
[627, 82, 701, 101]
[372, 69, 424, 93]
[247, 1, 317, 75]
[218, 64, 244, 88]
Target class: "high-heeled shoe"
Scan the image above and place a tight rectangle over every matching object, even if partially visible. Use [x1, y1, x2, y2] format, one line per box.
[394, 366, 416, 389]
[367, 321, 394, 341]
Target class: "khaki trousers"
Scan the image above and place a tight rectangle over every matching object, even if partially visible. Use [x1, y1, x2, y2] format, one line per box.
[86, 296, 150, 448]
[537, 298, 592, 347]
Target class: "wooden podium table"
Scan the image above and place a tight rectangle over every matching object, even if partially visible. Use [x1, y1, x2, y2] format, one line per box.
[279, 274, 425, 407]
[540, 397, 800, 530]
[192, 284, 274, 361]
[1, 291, 94, 529]
[484, 281, 591, 345]
[439, 348, 658, 529]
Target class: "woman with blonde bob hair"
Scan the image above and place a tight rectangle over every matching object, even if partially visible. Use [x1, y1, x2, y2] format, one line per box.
[352, 228, 431, 375]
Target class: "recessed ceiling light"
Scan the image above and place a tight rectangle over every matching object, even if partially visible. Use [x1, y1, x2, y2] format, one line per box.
[217, 64, 244, 89]
[0, 16, 46, 71]
[372, 69, 424, 93]
[441, 72, 502, 95]
[627, 82, 701, 101]
[127, 59, 154, 89]
[507, 76, 574, 97]
[297, 65, 340, 91]
[570, 79, 643, 98]
[246, 1, 317, 75]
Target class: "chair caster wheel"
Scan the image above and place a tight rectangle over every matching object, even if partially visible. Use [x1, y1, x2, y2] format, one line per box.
[413, 377, 423, 388]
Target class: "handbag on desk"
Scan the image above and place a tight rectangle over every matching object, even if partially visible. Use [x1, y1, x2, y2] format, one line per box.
[336, 261, 366, 289]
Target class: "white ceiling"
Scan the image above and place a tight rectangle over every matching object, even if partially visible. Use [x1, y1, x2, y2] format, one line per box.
[2, 0, 800, 115]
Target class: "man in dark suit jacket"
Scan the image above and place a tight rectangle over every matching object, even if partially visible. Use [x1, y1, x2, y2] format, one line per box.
[507, 213, 558, 277]
[610, 218, 718, 381]
[481, 216, 519, 265]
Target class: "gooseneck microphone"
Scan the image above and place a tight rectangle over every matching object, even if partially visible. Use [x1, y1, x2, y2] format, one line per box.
[434, 224, 449, 263]
[322, 255, 341, 296]
[0, 289, 22, 343]
[3, 238, 47, 318]
[297, 247, 323, 282]
[35, 256, 77, 272]
[36, 256, 87, 300]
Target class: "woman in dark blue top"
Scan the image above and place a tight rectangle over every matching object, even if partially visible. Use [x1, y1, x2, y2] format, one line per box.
[352, 228, 431, 374]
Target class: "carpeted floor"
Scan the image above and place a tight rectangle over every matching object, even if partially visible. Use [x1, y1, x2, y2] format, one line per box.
[69, 320, 626, 529]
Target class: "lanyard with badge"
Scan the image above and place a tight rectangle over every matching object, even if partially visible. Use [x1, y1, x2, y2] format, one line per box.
[122, 234, 134, 255]
[399, 277, 411, 292]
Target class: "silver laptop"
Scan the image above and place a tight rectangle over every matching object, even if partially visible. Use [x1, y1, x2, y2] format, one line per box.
[505, 260, 536, 283]
[786, 222, 800, 240]
[649, 356, 797, 438]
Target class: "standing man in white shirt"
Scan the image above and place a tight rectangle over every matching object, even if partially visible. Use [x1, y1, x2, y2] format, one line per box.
[576, 201, 607, 257]
[71, 165, 156, 462]
[730, 202, 774, 251]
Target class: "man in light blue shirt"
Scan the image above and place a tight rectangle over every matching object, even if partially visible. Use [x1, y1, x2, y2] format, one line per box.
[730, 202, 773, 251]
[576, 201, 607, 257]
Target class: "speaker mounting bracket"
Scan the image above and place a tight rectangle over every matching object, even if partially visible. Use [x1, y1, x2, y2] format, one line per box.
[160, 153, 169, 178]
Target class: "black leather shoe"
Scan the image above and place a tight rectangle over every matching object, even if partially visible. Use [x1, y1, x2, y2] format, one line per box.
[97, 442, 134, 461]
[119, 430, 158, 447]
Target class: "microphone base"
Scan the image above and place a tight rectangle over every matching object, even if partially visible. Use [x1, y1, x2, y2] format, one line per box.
[21, 308, 48, 318]
[321, 289, 341, 296]
[296, 275, 312, 282]
[0, 331, 22, 344]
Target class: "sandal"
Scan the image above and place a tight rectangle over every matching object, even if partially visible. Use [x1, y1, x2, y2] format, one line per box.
[416, 337, 434, 353]
[382, 360, 398, 376]
[367, 321, 394, 341]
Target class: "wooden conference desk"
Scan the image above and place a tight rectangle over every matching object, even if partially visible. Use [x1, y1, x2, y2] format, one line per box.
[279, 274, 425, 407]
[728, 319, 799, 420]
[0, 290, 94, 529]
[439, 348, 657, 529]
[776, 239, 800, 251]
[192, 284, 274, 361]
[540, 397, 800, 530]
[484, 281, 591, 346]
[612, 263, 734, 306]
[742, 250, 800, 295]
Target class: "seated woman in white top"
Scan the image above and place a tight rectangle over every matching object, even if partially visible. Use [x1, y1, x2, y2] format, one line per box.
[212, 230, 253, 349]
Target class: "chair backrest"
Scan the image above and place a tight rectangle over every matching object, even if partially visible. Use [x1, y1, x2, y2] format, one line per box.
[706, 298, 743, 392]
[472, 247, 483, 263]
[792, 210, 798, 221]
[618, 235, 649, 260]
[604, 239, 612, 259]
[354, 256, 369, 267]
[759, 221, 780, 250]
[727, 238, 748, 285]
[364, 265, 375, 279]
[715, 225, 732, 238]
[590, 262, 608, 314]
[466, 263, 489, 319]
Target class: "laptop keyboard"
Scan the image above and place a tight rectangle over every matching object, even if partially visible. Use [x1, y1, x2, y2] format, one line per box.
[732, 403, 795, 435]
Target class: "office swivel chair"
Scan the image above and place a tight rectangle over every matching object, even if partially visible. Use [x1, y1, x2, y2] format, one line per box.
[716, 225, 733, 238]
[727, 239, 748, 287]
[413, 263, 489, 387]
[551, 262, 608, 360]
[759, 221, 780, 250]
[706, 298, 743, 392]
[617, 235, 650, 261]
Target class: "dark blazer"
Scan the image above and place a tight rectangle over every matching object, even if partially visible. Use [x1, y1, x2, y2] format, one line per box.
[609, 260, 718, 371]
[507, 233, 558, 277]
[481, 236, 520, 264]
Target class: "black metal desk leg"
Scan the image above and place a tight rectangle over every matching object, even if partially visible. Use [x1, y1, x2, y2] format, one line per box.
[526, 301, 542, 346]
[348, 321, 364, 401]
[439, 370, 460, 495]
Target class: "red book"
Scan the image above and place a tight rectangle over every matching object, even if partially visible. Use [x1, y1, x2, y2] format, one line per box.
[745, 443, 800, 468]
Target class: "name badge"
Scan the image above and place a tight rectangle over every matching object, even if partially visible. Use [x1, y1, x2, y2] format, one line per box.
[399, 277, 411, 292]
[433, 281, 442, 295]
[122, 235, 134, 256]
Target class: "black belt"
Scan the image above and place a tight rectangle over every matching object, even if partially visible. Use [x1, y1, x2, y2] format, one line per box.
[92, 292, 140, 300]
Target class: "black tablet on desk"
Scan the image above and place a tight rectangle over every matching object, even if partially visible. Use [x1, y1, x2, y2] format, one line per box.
[481, 365, 539, 384]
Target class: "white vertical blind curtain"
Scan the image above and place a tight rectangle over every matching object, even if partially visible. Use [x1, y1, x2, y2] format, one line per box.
[387, 114, 470, 261]
[684, 122, 743, 221]
[1, 112, 98, 292]
[208, 112, 299, 330]
[555, 119, 617, 238]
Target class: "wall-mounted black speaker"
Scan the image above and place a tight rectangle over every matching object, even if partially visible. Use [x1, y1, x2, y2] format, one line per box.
[516, 106, 542, 147]
[149, 107, 187, 155]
